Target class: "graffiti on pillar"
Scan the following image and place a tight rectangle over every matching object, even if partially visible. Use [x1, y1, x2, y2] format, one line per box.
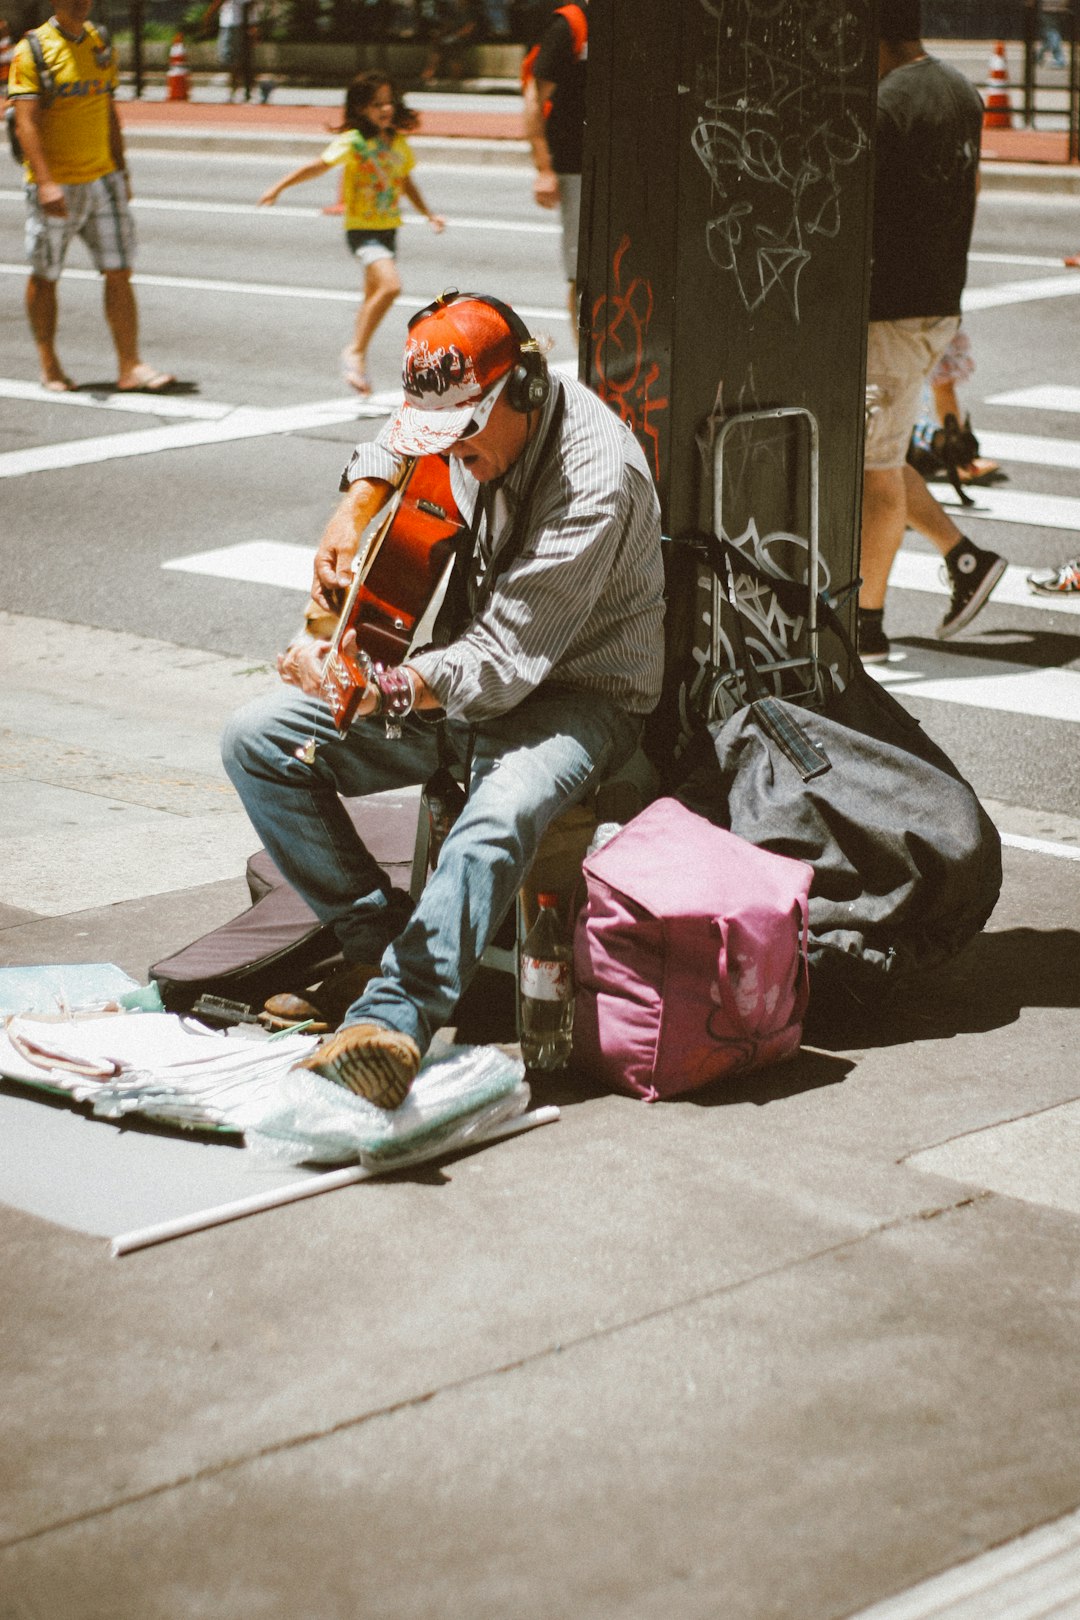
[690, 517, 839, 726]
[591, 234, 669, 481]
[690, 0, 870, 321]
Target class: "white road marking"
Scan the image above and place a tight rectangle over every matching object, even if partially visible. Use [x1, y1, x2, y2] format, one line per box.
[0, 396, 390, 478]
[986, 385, 1080, 412]
[869, 655, 1080, 724]
[925, 480, 1080, 532]
[0, 359, 573, 478]
[1000, 831, 1080, 862]
[977, 424, 1080, 469]
[125, 196, 560, 233]
[0, 261, 570, 324]
[975, 428, 1080, 469]
[160, 541, 1080, 729]
[0, 377, 233, 420]
[163, 539, 313, 591]
[0, 189, 557, 233]
[963, 273, 1080, 311]
[888, 549, 1080, 613]
[968, 250, 1069, 268]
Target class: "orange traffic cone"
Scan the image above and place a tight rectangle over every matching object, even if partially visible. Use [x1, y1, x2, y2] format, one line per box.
[166, 33, 189, 102]
[983, 40, 1013, 130]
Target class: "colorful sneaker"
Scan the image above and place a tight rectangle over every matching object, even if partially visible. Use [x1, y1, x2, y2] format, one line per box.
[296, 1021, 420, 1110]
[857, 608, 890, 664]
[936, 540, 1007, 639]
[1027, 558, 1080, 596]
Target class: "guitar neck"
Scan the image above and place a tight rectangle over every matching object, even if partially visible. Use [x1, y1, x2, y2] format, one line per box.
[327, 457, 417, 660]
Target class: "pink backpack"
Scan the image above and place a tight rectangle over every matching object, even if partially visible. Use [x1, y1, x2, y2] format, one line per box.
[573, 798, 812, 1101]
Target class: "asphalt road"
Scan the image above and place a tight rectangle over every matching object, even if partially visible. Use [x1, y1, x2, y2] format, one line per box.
[1, 157, 1078, 824]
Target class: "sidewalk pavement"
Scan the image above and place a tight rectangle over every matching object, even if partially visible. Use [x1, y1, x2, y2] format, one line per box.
[2, 604, 1080, 1617]
[115, 84, 1080, 187]
[5, 62, 1080, 1620]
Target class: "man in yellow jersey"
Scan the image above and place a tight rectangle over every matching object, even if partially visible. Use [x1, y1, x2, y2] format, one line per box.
[7, 0, 174, 392]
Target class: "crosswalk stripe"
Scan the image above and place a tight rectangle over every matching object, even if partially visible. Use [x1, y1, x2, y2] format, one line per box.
[0, 187, 561, 234]
[0, 397, 385, 478]
[1000, 832, 1080, 863]
[0, 262, 571, 325]
[963, 273, 1080, 311]
[166, 542, 1078, 618]
[0, 377, 234, 420]
[926, 481, 1080, 532]
[975, 429, 1080, 470]
[986, 385, 1080, 413]
[163, 540, 313, 591]
[159, 541, 1080, 725]
[869, 656, 1080, 725]
[888, 550, 1080, 614]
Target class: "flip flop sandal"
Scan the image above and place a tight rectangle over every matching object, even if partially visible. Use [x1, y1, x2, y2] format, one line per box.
[116, 367, 177, 394]
[340, 348, 371, 395]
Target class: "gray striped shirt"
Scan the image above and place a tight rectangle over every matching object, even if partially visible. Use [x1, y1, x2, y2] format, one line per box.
[341, 376, 665, 722]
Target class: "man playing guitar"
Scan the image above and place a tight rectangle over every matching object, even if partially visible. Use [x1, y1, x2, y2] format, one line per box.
[223, 291, 664, 1109]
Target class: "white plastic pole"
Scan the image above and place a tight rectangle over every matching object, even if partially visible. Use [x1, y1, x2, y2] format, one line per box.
[110, 1106, 560, 1257]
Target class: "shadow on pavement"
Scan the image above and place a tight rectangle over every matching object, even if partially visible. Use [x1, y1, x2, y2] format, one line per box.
[805, 926, 1080, 1052]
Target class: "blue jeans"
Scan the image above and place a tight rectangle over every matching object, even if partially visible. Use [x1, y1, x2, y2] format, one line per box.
[221, 685, 641, 1052]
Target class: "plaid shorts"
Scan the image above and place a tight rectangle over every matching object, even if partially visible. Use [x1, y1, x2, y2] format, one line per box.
[25, 170, 136, 282]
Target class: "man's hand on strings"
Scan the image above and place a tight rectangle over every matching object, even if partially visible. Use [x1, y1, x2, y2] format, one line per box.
[277, 635, 330, 696]
[310, 478, 392, 615]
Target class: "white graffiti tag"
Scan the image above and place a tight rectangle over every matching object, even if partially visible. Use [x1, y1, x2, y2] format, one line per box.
[692, 0, 870, 320]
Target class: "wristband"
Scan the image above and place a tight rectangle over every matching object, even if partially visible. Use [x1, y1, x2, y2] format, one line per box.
[369, 663, 416, 738]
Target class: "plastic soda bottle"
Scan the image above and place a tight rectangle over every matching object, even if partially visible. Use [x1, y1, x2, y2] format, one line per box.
[518, 891, 574, 1070]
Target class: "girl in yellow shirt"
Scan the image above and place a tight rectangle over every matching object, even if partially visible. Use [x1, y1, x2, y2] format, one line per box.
[259, 72, 445, 395]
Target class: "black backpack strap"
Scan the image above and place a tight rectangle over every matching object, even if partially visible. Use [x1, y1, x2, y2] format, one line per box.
[474, 378, 566, 612]
[25, 29, 55, 105]
[87, 21, 114, 70]
[688, 528, 862, 673]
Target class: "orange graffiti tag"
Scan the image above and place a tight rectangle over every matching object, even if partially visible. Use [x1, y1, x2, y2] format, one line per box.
[591, 234, 669, 481]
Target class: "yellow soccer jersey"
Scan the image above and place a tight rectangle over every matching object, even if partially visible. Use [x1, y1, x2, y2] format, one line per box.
[8, 20, 118, 185]
[320, 130, 415, 232]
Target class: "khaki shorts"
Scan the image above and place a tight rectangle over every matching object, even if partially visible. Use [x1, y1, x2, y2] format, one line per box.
[25, 170, 135, 283]
[863, 314, 961, 470]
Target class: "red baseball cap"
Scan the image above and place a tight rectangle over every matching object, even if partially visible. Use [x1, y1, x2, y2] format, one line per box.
[377, 296, 521, 458]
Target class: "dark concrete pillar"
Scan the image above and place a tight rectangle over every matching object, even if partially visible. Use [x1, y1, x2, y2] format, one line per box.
[580, 0, 879, 762]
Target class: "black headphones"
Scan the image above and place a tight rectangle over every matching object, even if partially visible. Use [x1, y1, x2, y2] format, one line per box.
[408, 289, 551, 415]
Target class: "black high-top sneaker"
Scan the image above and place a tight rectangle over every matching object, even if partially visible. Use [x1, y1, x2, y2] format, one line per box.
[937, 539, 1007, 639]
[857, 607, 890, 664]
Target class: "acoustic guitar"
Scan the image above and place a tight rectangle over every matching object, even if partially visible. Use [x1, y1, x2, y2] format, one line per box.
[320, 454, 466, 730]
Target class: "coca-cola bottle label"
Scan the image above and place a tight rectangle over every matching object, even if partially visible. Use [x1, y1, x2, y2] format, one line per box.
[520, 956, 571, 1002]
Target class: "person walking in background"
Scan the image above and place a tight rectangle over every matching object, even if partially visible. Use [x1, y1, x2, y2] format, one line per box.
[200, 0, 258, 101]
[1036, 2, 1068, 66]
[1027, 558, 1080, 596]
[522, 0, 587, 318]
[258, 72, 445, 395]
[858, 0, 1005, 663]
[7, 0, 175, 393]
[419, 0, 485, 83]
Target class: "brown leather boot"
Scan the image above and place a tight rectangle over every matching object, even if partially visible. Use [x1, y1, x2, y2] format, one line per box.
[297, 1022, 421, 1110]
[260, 961, 380, 1032]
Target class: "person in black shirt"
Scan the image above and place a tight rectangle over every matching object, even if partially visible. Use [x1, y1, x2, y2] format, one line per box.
[522, 0, 586, 317]
[858, 0, 1005, 663]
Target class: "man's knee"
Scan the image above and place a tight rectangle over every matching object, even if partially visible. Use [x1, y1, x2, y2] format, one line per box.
[220, 692, 292, 781]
